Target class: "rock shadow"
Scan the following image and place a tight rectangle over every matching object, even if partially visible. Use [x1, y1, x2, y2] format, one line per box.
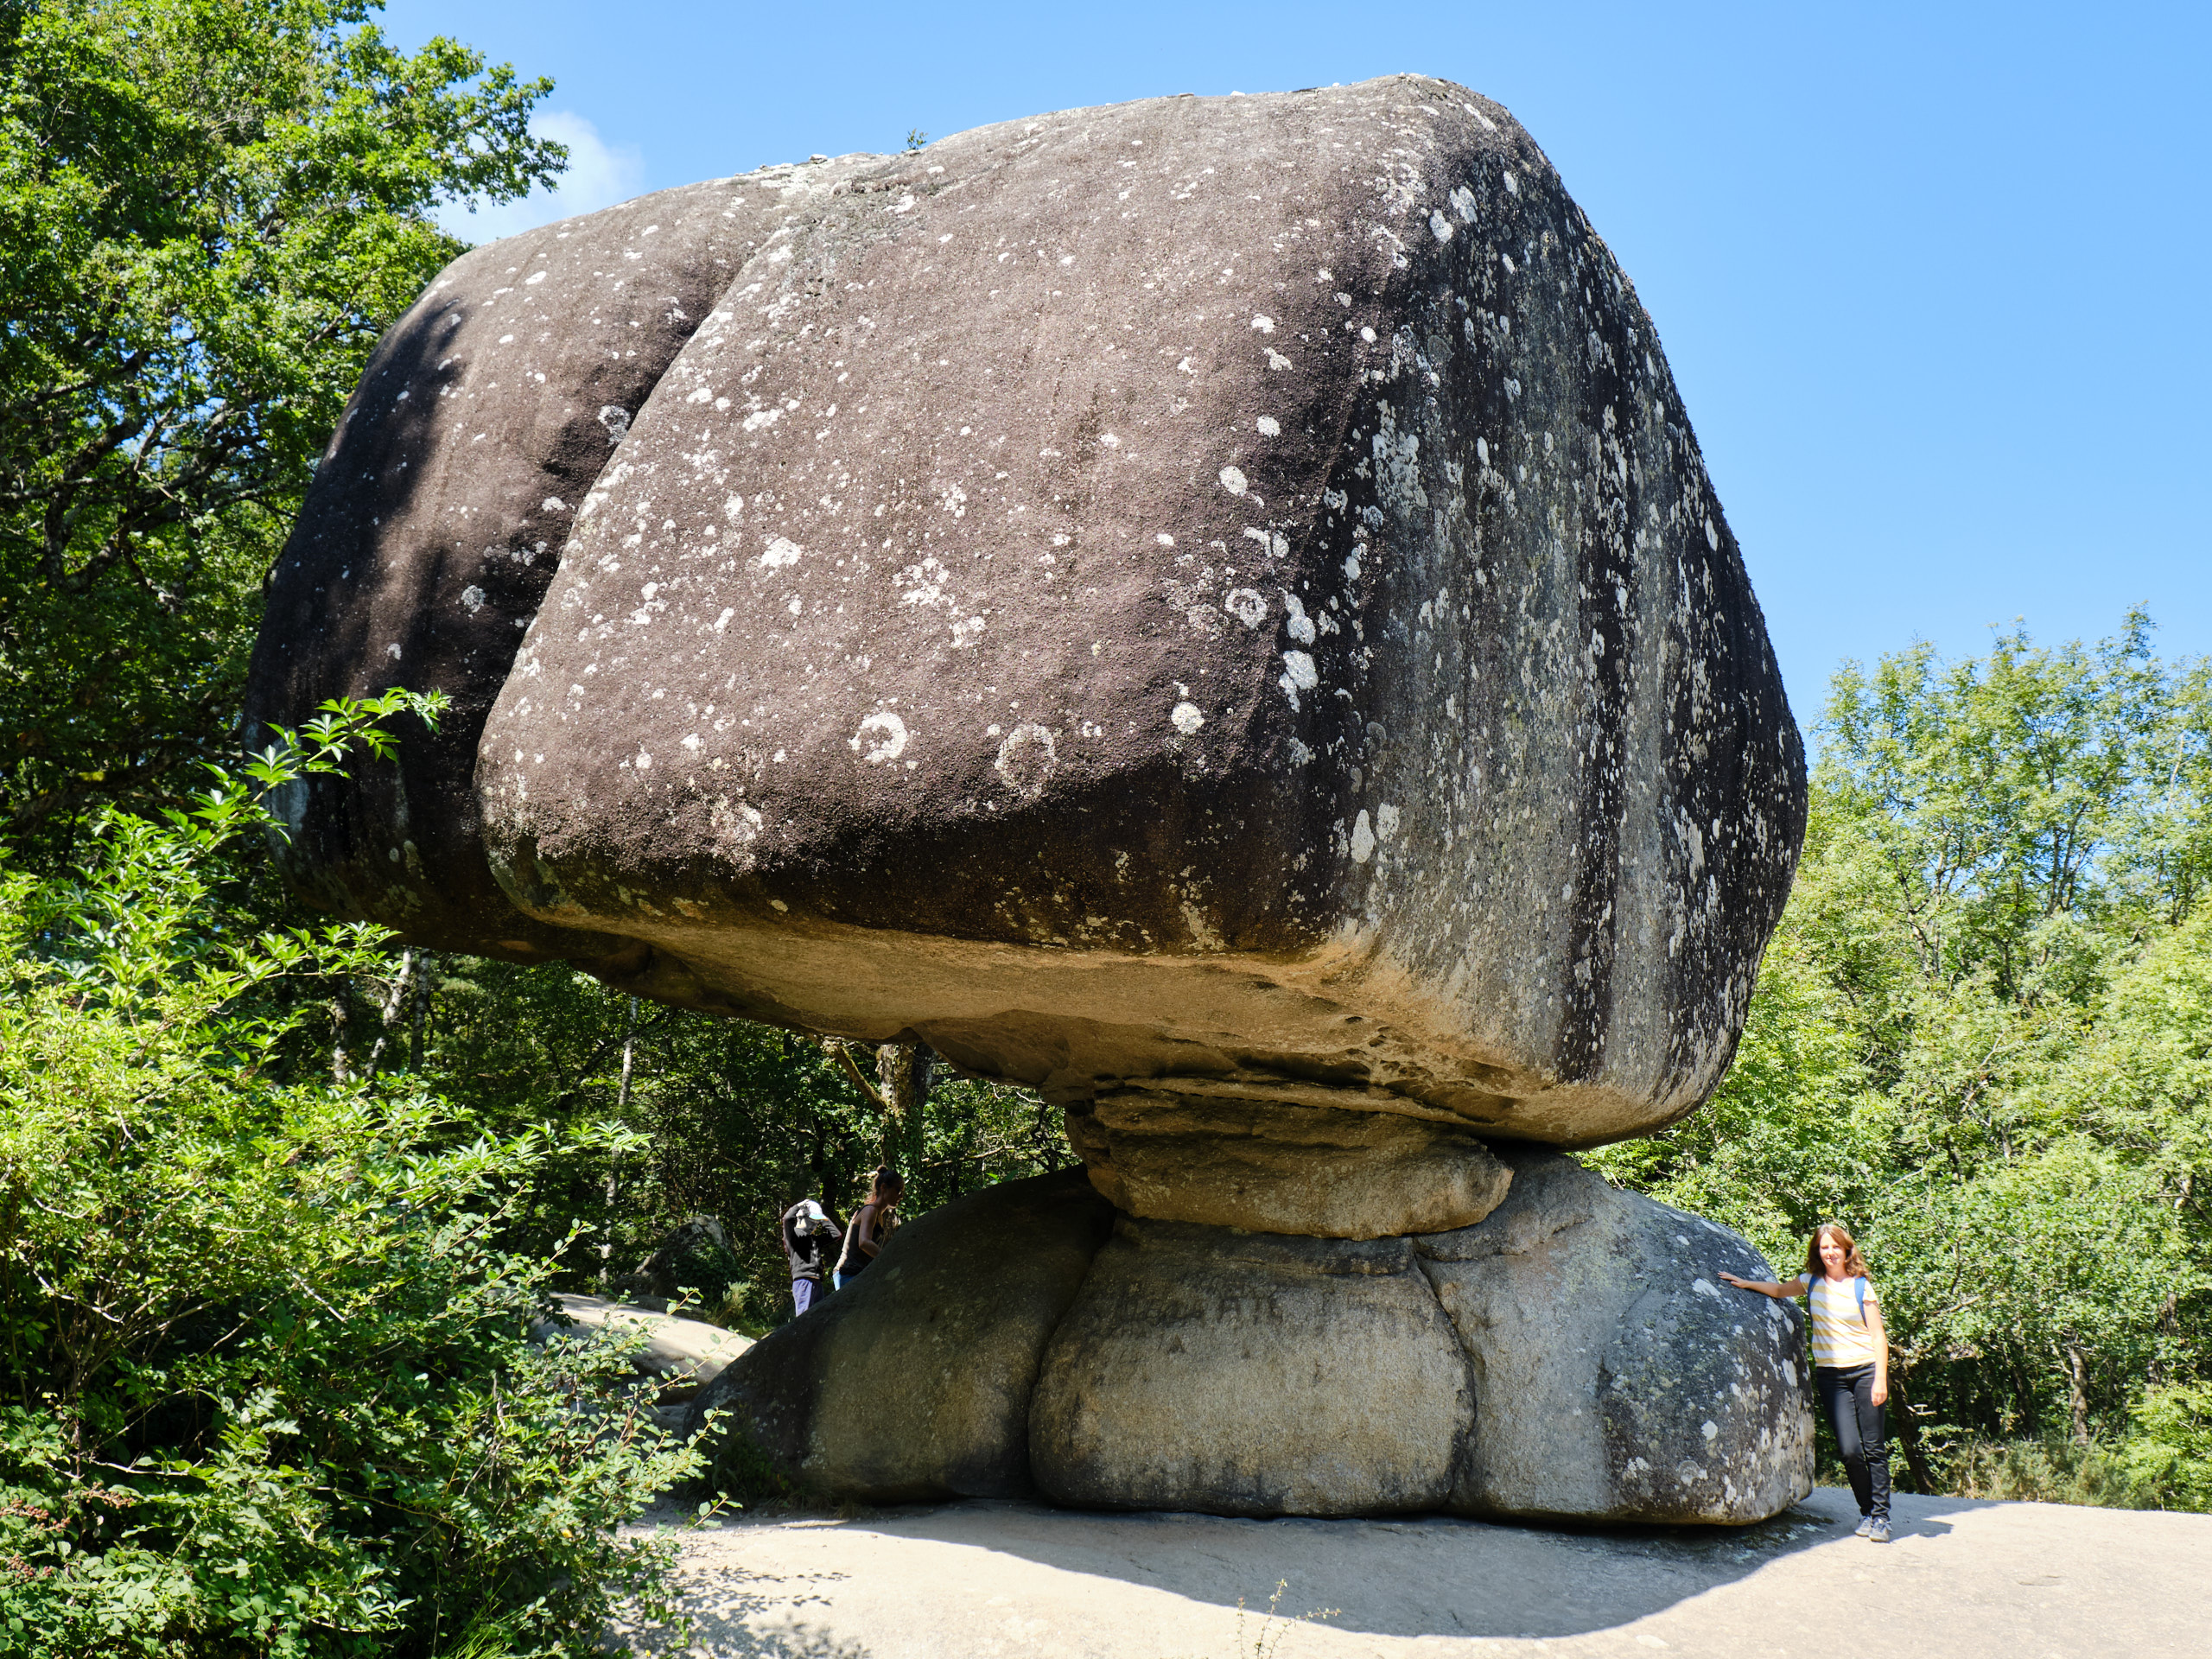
[766, 1484, 1954, 1644]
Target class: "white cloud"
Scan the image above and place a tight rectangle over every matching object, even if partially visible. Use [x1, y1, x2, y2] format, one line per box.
[435, 111, 645, 245]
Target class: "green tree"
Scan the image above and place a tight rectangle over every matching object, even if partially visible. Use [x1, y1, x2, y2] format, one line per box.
[0, 0, 563, 856]
[0, 696, 703, 1656]
[1595, 613, 2212, 1504]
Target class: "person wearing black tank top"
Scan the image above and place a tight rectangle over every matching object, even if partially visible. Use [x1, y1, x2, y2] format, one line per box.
[834, 1166, 904, 1290]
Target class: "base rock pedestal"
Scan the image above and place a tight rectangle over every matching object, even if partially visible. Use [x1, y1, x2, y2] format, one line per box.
[689, 1158, 1813, 1523]
[1416, 1145, 1816, 1524]
[1029, 1221, 1471, 1516]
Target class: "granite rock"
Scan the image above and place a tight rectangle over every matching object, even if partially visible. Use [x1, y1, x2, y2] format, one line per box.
[686, 1160, 1809, 1526]
[531, 1293, 753, 1403]
[687, 1168, 1115, 1503]
[1064, 1090, 1511, 1238]
[254, 76, 1804, 1154]
[1414, 1144, 1815, 1523]
[243, 163, 881, 968]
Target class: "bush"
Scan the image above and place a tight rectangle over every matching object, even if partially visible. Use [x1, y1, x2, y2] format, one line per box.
[2119, 1383, 2212, 1511]
[1942, 1388, 2212, 1512]
[1948, 1438, 2157, 1509]
[0, 697, 702, 1656]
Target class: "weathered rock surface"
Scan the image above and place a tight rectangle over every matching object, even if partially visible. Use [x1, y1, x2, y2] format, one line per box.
[617, 1491, 2212, 1659]
[1064, 1091, 1511, 1238]
[1414, 1145, 1814, 1523]
[687, 1160, 1801, 1523]
[253, 75, 1804, 1154]
[530, 1294, 753, 1414]
[1029, 1218, 1472, 1516]
[252, 79, 1813, 1525]
[244, 164, 880, 967]
[687, 1169, 1115, 1503]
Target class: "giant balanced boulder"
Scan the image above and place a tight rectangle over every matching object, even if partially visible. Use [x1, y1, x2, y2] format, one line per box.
[247, 75, 1813, 1520]
[246, 74, 1802, 1159]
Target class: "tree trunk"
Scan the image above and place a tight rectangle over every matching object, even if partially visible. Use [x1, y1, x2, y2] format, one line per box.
[363, 947, 416, 1075]
[2065, 1344, 2091, 1444]
[408, 953, 431, 1071]
[329, 992, 350, 1083]
[601, 996, 639, 1293]
[875, 1040, 935, 1175]
[1885, 1367, 1938, 1493]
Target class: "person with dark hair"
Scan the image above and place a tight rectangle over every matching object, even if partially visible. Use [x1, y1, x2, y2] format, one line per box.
[1719, 1222, 1893, 1542]
[779, 1198, 843, 1319]
[833, 1166, 904, 1290]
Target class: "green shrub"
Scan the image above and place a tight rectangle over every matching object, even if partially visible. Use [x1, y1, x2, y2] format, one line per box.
[0, 696, 703, 1656]
[2119, 1383, 2212, 1511]
[1948, 1437, 2155, 1509]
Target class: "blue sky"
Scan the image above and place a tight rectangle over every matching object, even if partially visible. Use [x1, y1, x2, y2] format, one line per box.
[381, 0, 2209, 722]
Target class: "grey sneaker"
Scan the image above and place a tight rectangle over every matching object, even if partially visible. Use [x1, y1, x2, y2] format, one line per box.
[1867, 1519, 1891, 1544]
[1853, 1515, 1875, 1538]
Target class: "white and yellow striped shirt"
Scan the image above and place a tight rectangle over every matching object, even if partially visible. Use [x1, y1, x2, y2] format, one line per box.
[1807, 1274, 1880, 1369]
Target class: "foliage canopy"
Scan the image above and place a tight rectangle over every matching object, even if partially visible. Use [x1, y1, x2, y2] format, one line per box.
[0, 0, 562, 853]
[1594, 613, 2212, 1502]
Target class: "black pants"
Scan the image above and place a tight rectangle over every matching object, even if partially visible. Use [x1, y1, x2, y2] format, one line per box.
[1816, 1363, 1891, 1520]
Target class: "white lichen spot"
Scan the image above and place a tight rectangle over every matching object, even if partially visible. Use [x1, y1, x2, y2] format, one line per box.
[1502, 170, 1519, 196]
[1171, 701, 1205, 735]
[709, 798, 763, 853]
[1224, 588, 1268, 629]
[598, 406, 631, 445]
[1376, 803, 1401, 840]
[634, 750, 653, 770]
[1281, 593, 1316, 645]
[1429, 209, 1452, 242]
[1705, 517, 1719, 550]
[542, 497, 568, 512]
[995, 722, 1057, 795]
[1218, 465, 1249, 496]
[724, 494, 745, 521]
[1249, 315, 1275, 334]
[760, 537, 804, 569]
[1350, 809, 1376, 863]
[849, 710, 909, 764]
[524, 270, 548, 285]
[1450, 185, 1478, 224]
[1255, 416, 1281, 437]
[1281, 648, 1318, 693]
[1156, 533, 1176, 547]
[460, 586, 486, 613]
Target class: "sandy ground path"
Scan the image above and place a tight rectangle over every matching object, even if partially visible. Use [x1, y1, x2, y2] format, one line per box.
[614, 1484, 2209, 1659]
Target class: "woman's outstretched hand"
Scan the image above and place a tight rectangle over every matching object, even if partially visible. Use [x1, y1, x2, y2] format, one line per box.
[1718, 1271, 1759, 1292]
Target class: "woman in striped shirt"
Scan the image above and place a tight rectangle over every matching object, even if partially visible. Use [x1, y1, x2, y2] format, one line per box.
[1720, 1223, 1892, 1542]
